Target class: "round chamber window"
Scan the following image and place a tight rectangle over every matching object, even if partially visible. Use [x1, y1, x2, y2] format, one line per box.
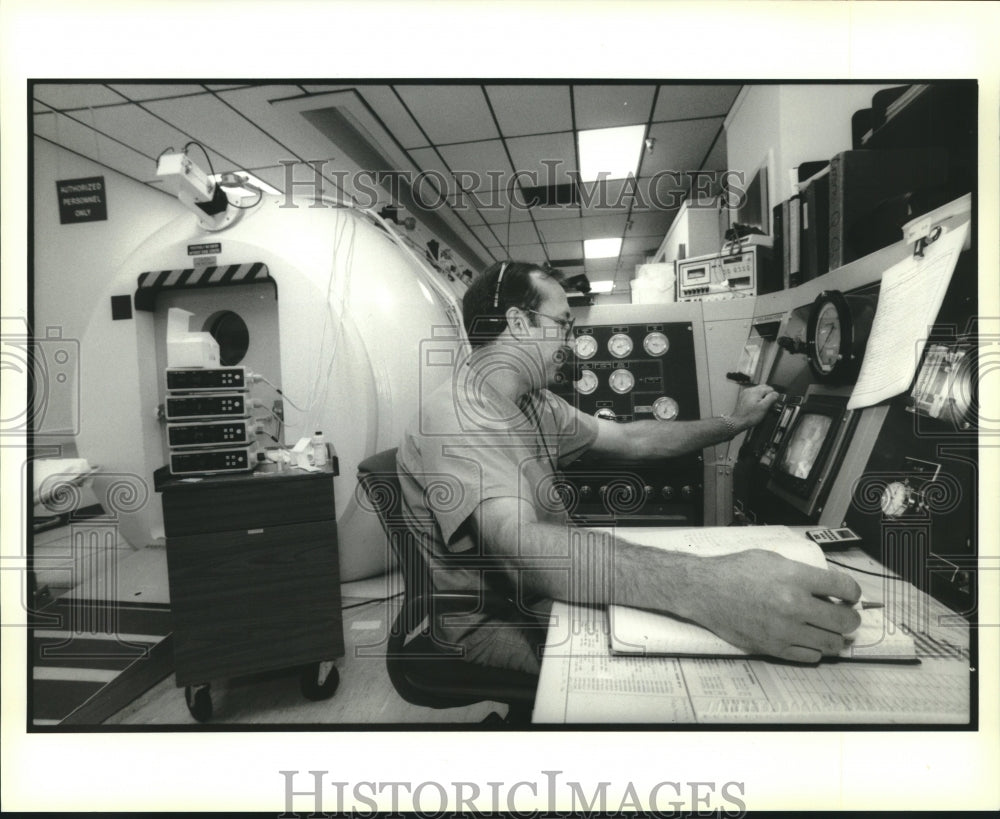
[204, 310, 250, 365]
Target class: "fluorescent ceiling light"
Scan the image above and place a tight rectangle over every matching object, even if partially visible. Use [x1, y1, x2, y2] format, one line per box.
[212, 171, 281, 196]
[577, 124, 646, 183]
[589, 280, 614, 294]
[584, 237, 622, 259]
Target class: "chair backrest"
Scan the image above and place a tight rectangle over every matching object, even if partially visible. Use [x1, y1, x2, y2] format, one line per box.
[356, 447, 435, 633]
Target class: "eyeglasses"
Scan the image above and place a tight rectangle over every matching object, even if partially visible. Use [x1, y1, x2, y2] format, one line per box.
[523, 309, 576, 339]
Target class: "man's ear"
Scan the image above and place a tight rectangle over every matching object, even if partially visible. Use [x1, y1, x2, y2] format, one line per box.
[505, 306, 527, 336]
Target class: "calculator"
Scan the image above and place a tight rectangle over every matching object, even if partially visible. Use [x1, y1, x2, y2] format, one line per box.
[806, 527, 862, 545]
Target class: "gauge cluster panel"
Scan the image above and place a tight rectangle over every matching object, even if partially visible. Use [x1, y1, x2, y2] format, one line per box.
[552, 321, 703, 525]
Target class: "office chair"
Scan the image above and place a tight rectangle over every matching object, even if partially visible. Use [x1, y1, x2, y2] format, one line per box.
[356, 448, 539, 723]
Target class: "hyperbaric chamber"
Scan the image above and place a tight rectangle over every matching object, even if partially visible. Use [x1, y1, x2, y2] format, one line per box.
[77, 195, 466, 580]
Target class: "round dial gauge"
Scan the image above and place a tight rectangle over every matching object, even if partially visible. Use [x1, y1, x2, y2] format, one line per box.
[574, 369, 598, 395]
[652, 396, 680, 421]
[806, 290, 875, 380]
[812, 301, 843, 374]
[575, 334, 598, 360]
[880, 481, 913, 518]
[608, 333, 633, 359]
[608, 368, 635, 394]
[643, 331, 669, 357]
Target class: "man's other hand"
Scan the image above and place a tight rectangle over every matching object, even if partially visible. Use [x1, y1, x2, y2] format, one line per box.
[731, 384, 779, 429]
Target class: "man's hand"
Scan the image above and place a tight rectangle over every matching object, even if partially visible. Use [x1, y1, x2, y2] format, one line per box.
[730, 384, 779, 430]
[682, 549, 863, 663]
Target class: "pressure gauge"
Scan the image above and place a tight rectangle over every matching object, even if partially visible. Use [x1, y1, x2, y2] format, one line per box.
[608, 368, 635, 394]
[643, 331, 669, 357]
[880, 481, 914, 518]
[575, 334, 598, 360]
[608, 333, 633, 359]
[652, 396, 680, 421]
[574, 369, 599, 395]
[806, 290, 875, 381]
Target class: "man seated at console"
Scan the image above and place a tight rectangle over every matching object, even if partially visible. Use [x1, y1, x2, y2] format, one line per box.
[397, 260, 862, 675]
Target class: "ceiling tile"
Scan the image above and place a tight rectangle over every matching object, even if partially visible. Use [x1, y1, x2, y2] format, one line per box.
[478, 199, 519, 226]
[89, 103, 198, 165]
[143, 94, 291, 171]
[299, 85, 357, 95]
[506, 245, 548, 264]
[437, 140, 513, 194]
[485, 85, 573, 137]
[408, 147, 456, 196]
[394, 85, 498, 144]
[530, 203, 581, 222]
[33, 83, 128, 111]
[538, 218, 583, 244]
[573, 85, 656, 130]
[542, 241, 584, 260]
[584, 257, 621, 274]
[505, 132, 577, 187]
[471, 224, 505, 248]
[359, 86, 429, 150]
[109, 84, 210, 101]
[580, 213, 628, 239]
[445, 194, 487, 225]
[626, 210, 674, 238]
[652, 85, 742, 122]
[639, 117, 724, 179]
[222, 84, 344, 164]
[621, 236, 661, 257]
[34, 106, 159, 184]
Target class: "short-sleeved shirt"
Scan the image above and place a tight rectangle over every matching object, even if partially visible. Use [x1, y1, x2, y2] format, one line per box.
[396, 357, 599, 666]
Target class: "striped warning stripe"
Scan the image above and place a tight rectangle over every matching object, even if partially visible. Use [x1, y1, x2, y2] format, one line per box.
[135, 262, 271, 310]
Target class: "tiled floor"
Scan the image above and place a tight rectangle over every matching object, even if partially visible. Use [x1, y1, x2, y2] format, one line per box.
[31, 531, 505, 726]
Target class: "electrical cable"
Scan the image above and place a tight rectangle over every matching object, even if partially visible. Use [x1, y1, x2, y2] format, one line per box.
[183, 140, 215, 179]
[341, 592, 404, 611]
[249, 372, 305, 412]
[824, 557, 901, 580]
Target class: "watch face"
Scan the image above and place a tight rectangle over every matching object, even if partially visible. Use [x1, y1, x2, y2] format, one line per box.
[608, 333, 633, 359]
[813, 301, 843, 373]
[608, 368, 635, 394]
[880, 481, 911, 518]
[575, 334, 598, 360]
[574, 368, 598, 394]
[643, 331, 669, 357]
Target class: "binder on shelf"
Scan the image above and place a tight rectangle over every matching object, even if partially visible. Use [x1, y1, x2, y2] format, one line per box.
[770, 202, 785, 286]
[786, 194, 802, 288]
[828, 147, 950, 271]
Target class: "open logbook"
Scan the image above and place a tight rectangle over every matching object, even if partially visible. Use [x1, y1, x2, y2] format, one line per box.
[607, 526, 917, 663]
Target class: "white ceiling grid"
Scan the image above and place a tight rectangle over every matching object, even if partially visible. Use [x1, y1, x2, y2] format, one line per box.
[31, 81, 740, 291]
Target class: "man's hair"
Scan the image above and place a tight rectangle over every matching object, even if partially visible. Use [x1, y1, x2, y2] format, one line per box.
[462, 261, 565, 347]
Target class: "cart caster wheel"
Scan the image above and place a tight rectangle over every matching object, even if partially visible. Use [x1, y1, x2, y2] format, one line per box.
[300, 661, 339, 701]
[185, 684, 212, 722]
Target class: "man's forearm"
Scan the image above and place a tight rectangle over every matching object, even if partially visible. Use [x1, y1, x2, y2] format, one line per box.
[491, 515, 701, 615]
[620, 416, 746, 460]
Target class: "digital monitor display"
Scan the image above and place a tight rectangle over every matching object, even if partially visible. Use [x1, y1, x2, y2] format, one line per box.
[776, 413, 832, 480]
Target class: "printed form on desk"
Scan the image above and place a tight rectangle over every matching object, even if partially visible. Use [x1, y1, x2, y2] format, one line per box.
[532, 525, 969, 724]
[533, 601, 970, 724]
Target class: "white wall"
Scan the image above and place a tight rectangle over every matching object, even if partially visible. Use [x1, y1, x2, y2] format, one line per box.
[725, 83, 902, 211]
[33, 140, 185, 345]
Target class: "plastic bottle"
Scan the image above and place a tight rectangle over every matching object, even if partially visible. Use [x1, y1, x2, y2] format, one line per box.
[311, 431, 328, 467]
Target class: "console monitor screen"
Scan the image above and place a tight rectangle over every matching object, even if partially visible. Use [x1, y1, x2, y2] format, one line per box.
[776, 413, 832, 480]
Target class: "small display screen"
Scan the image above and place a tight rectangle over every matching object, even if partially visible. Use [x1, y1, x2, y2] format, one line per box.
[685, 267, 707, 281]
[776, 413, 832, 480]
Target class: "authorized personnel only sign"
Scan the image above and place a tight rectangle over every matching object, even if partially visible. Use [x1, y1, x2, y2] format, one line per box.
[56, 176, 107, 224]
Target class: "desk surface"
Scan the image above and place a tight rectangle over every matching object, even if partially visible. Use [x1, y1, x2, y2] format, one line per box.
[532, 529, 971, 725]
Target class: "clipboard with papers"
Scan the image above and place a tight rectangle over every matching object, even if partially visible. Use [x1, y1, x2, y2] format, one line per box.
[606, 526, 918, 663]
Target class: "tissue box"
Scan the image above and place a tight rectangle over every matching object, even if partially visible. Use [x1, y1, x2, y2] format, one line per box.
[167, 334, 220, 368]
